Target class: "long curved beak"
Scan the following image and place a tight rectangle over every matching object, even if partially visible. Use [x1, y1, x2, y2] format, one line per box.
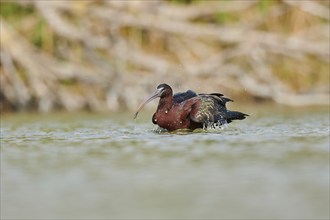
[134, 88, 163, 119]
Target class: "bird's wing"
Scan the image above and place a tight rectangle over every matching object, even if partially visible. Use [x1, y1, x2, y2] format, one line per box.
[189, 96, 217, 123]
[189, 95, 230, 124]
[198, 93, 233, 105]
[173, 90, 197, 103]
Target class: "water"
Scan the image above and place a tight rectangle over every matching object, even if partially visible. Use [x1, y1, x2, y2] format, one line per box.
[1, 105, 329, 219]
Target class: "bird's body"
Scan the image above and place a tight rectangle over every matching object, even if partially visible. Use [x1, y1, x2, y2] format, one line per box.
[152, 96, 202, 131]
[134, 84, 248, 131]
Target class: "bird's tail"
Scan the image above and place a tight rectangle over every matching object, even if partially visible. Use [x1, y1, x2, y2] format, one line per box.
[225, 110, 249, 123]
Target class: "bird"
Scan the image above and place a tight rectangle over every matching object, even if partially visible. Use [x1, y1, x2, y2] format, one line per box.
[134, 83, 248, 131]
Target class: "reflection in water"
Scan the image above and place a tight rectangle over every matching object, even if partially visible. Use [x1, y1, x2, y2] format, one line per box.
[1, 107, 329, 219]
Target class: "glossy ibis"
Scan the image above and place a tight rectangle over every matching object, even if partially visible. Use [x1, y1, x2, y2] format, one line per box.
[134, 83, 248, 131]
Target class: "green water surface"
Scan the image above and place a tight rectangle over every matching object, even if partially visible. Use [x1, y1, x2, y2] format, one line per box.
[1, 105, 329, 219]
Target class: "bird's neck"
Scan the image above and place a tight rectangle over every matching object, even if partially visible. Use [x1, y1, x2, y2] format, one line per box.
[157, 95, 173, 112]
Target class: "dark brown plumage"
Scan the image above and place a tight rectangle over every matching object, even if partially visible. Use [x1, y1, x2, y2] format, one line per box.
[134, 83, 248, 131]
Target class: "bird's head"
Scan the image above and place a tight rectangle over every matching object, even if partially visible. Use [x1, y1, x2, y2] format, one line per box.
[134, 83, 172, 119]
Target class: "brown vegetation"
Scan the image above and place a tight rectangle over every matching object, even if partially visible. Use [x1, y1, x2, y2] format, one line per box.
[0, 0, 329, 112]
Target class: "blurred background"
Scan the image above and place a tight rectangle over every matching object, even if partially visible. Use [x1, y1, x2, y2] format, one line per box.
[1, 1, 330, 219]
[1, 0, 329, 113]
